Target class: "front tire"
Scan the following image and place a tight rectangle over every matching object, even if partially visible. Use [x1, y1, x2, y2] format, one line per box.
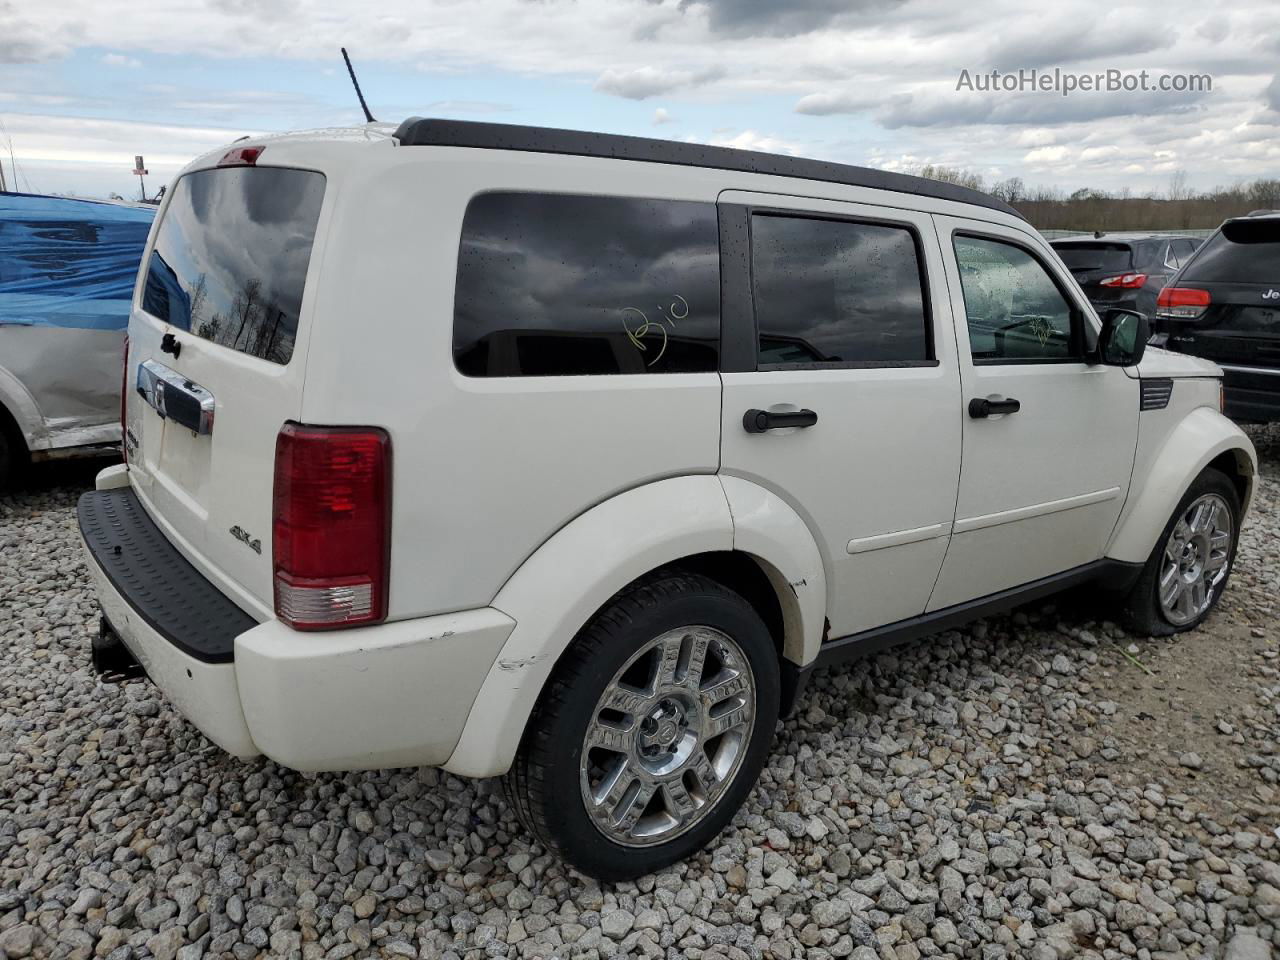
[503, 571, 780, 881]
[1122, 468, 1240, 636]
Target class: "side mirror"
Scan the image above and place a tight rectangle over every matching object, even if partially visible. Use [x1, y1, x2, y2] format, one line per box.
[1096, 309, 1149, 366]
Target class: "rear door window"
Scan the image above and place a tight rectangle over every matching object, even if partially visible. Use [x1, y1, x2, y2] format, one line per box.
[141, 167, 326, 365]
[454, 193, 720, 377]
[1181, 220, 1280, 283]
[749, 214, 932, 366]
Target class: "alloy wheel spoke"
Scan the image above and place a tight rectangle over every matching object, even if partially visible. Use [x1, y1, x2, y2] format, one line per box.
[586, 719, 633, 754]
[599, 685, 650, 719]
[592, 757, 636, 810]
[613, 778, 657, 834]
[663, 776, 698, 820]
[652, 633, 684, 690]
[705, 702, 752, 738]
[1158, 566, 1182, 607]
[680, 631, 711, 688]
[1188, 577, 1208, 614]
[700, 670, 751, 709]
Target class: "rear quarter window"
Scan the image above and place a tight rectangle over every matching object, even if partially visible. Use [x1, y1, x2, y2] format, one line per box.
[453, 193, 720, 377]
[141, 167, 326, 365]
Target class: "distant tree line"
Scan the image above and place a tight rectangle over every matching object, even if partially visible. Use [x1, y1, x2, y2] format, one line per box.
[907, 164, 1280, 232]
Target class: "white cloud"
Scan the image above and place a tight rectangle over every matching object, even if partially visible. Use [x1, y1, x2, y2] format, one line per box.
[2, 0, 1278, 196]
[594, 65, 724, 100]
[794, 89, 874, 116]
[652, 107, 673, 125]
[1024, 146, 1071, 164]
[101, 52, 141, 68]
[694, 129, 806, 156]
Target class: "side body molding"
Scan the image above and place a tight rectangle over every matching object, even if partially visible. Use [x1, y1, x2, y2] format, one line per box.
[444, 476, 735, 778]
[1106, 406, 1256, 564]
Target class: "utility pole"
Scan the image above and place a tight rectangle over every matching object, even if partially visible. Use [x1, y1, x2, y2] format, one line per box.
[133, 155, 149, 202]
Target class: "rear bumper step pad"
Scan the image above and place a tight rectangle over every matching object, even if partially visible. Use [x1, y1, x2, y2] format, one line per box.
[78, 487, 256, 663]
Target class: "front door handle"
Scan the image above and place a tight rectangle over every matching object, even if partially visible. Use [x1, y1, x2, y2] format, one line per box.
[969, 396, 1021, 419]
[743, 408, 819, 433]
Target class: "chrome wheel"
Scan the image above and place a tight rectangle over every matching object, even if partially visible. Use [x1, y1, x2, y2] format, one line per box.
[579, 625, 756, 847]
[1158, 492, 1233, 626]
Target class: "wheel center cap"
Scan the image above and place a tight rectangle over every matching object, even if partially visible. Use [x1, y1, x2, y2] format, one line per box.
[638, 699, 689, 753]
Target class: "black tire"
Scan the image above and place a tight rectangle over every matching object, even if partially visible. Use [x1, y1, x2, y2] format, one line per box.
[503, 570, 780, 881]
[1122, 468, 1240, 636]
[0, 428, 14, 492]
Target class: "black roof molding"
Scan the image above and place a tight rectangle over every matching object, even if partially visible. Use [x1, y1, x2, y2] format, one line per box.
[393, 117, 1024, 220]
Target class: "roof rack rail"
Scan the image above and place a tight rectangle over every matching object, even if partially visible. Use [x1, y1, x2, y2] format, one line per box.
[392, 117, 1024, 220]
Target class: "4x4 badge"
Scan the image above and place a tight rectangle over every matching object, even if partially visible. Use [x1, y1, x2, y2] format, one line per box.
[1264, 289, 1279, 300]
[229, 525, 262, 555]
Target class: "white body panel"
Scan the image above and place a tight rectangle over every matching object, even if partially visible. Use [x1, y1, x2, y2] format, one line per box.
[0, 325, 123, 454]
[928, 215, 1140, 610]
[83, 123, 1258, 782]
[718, 192, 962, 636]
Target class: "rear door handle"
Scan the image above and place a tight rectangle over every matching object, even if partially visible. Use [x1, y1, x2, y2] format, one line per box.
[968, 396, 1020, 419]
[743, 408, 818, 433]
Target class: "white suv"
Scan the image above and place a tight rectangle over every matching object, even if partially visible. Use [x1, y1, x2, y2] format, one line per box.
[80, 119, 1257, 880]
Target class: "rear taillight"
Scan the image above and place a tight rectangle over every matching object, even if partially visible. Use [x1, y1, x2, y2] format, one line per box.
[1099, 273, 1148, 289]
[120, 333, 129, 465]
[272, 423, 392, 630]
[1156, 286, 1211, 319]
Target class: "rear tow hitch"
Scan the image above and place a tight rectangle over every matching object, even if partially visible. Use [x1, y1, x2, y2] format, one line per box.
[92, 616, 148, 684]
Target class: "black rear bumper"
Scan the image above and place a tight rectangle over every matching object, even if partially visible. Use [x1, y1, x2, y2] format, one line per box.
[78, 488, 255, 663]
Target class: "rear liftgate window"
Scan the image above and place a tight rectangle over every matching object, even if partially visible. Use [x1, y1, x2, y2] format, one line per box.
[1182, 219, 1280, 284]
[454, 193, 720, 376]
[142, 167, 326, 365]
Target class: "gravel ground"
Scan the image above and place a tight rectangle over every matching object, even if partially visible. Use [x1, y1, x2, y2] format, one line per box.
[2, 431, 1279, 960]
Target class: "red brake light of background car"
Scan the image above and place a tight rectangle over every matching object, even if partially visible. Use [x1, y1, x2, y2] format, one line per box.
[272, 423, 392, 630]
[1099, 273, 1148, 288]
[1156, 286, 1212, 319]
[217, 146, 263, 167]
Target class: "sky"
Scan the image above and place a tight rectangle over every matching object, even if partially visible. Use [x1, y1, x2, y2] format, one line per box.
[1, 0, 1278, 200]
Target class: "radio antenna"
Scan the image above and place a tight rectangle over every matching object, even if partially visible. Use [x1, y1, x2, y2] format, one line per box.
[341, 48, 376, 124]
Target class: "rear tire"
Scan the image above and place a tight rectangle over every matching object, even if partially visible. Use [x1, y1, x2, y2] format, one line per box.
[0, 429, 14, 491]
[503, 571, 779, 881]
[1122, 468, 1240, 636]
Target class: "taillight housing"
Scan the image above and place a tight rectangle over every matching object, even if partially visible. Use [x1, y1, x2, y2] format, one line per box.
[272, 423, 392, 630]
[1156, 286, 1211, 319]
[1099, 273, 1147, 289]
[120, 333, 129, 465]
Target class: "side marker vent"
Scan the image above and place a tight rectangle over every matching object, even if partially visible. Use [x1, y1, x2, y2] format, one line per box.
[1140, 378, 1174, 411]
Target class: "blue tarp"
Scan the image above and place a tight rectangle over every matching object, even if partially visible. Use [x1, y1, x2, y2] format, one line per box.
[0, 192, 155, 332]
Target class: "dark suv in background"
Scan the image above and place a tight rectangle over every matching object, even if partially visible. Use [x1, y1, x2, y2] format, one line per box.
[1052, 233, 1201, 319]
[1152, 211, 1280, 422]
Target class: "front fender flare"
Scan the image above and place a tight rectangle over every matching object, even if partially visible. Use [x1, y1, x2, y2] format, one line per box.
[1107, 406, 1257, 564]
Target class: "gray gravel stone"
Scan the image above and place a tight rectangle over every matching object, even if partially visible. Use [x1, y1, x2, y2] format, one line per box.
[4, 433, 1280, 960]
